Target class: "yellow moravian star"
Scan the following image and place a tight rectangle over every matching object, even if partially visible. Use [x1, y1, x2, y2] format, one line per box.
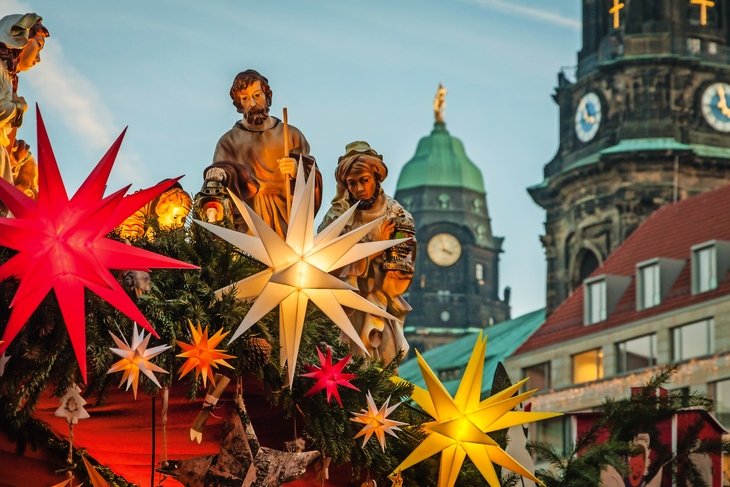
[394, 332, 562, 487]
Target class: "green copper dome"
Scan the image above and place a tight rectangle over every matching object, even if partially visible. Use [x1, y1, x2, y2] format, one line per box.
[396, 122, 485, 194]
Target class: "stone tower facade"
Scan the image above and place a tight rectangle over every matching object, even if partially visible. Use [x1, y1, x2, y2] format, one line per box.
[530, 0, 730, 315]
[395, 116, 510, 354]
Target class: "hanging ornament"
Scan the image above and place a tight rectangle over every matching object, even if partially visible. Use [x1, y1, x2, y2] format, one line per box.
[107, 323, 171, 399]
[351, 391, 408, 452]
[82, 456, 112, 487]
[190, 373, 231, 443]
[176, 321, 235, 387]
[194, 160, 409, 386]
[393, 332, 562, 487]
[0, 108, 198, 382]
[55, 384, 90, 424]
[302, 346, 359, 407]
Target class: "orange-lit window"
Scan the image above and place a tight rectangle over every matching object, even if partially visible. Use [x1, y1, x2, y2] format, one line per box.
[572, 349, 604, 384]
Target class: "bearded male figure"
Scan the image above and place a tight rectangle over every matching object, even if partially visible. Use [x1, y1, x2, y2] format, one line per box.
[318, 141, 415, 364]
[202, 69, 322, 237]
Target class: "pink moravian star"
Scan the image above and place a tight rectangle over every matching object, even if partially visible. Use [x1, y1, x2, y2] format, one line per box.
[302, 346, 359, 406]
[0, 107, 198, 381]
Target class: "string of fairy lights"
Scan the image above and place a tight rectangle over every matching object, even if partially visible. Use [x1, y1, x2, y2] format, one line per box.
[530, 352, 730, 413]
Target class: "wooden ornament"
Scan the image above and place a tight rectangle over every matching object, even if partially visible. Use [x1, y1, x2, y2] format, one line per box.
[190, 374, 230, 443]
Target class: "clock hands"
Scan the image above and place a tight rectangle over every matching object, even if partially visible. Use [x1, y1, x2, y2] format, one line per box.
[579, 98, 596, 124]
[717, 85, 730, 118]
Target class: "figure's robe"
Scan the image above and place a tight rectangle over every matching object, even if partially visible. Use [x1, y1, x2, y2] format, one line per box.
[206, 117, 322, 237]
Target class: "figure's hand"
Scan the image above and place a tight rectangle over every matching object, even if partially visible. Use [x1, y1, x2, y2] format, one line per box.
[205, 167, 227, 182]
[11, 139, 30, 166]
[382, 219, 396, 239]
[717, 86, 730, 117]
[278, 157, 298, 178]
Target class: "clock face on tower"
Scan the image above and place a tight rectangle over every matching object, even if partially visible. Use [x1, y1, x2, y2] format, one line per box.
[701, 82, 730, 132]
[574, 93, 602, 142]
[427, 233, 461, 266]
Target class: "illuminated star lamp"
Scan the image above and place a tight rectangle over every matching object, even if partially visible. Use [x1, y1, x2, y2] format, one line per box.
[0, 107, 199, 381]
[394, 332, 562, 487]
[194, 160, 409, 386]
[350, 390, 408, 452]
[302, 346, 359, 406]
[107, 323, 171, 398]
[176, 321, 235, 387]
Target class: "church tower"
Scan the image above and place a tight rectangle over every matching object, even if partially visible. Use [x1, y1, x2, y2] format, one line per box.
[531, 0, 730, 315]
[395, 87, 510, 353]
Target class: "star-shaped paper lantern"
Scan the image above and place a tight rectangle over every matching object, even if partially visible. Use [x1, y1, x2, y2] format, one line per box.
[54, 384, 90, 424]
[394, 332, 562, 487]
[0, 108, 199, 381]
[351, 391, 408, 452]
[107, 323, 170, 398]
[194, 160, 409, 386]
[176, 321, 235, 387]
[302, 346, 358, 406]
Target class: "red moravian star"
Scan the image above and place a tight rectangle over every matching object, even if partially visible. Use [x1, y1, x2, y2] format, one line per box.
[302, 346, 359, 406]
[0, 108, 198, 381]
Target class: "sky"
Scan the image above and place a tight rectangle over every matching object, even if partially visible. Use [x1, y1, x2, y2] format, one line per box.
[1, 0, 581, 318]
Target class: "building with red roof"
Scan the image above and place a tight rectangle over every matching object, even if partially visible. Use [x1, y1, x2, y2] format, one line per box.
[505, 184, 730, 460]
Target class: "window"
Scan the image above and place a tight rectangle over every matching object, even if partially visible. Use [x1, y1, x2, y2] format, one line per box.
[475, 263, 484, 281]
[636, 258, 685, 310]
[573, 349, 604, 384]
[524, 362, 550, 392]
[638, 263, 660, 309]
[616, 334, 657, 373]
[584, 274, 632, 325]
[586, 279, 606, 324]
[687, 37, 701, 54]
[672, 319, 714, 362]
[711, 379, 730, 428]
[694, 244, 717, 293]
[437, 290, 450, 303]
[535, 417, 570, 459]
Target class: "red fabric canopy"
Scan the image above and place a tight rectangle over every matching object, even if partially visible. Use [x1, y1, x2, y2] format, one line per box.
[1, 375, 358, 486]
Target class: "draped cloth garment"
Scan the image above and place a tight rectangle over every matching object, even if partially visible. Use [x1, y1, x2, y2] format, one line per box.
[206, 117, 322, 238]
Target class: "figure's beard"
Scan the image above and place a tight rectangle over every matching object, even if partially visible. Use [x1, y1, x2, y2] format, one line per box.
[350, 181, 381, 210]
[244, 104, 269, 126]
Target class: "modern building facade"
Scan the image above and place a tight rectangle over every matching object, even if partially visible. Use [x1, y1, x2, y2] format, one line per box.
[395, 113, 510, 354]
[530, 0, 730, 315]
[505, 184, 730, 462]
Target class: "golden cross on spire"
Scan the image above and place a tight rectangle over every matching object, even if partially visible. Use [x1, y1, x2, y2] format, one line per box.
[691, 0, 715, 26]
[609, 0, 625, 29]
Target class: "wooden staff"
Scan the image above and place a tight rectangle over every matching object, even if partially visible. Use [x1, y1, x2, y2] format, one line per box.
[283, 107, 292, 219]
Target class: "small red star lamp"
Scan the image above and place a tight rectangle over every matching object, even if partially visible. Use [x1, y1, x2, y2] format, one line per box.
[302, 346, 359, 407]
[0, 108, 198, 381]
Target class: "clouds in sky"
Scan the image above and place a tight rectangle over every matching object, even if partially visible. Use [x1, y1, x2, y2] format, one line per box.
[457, 0, 581, 30]
[0, 0, 146, 185]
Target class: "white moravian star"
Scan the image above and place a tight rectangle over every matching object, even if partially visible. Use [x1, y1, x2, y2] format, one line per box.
[194, 160, 409, 386]
[107, 323, 171, 398]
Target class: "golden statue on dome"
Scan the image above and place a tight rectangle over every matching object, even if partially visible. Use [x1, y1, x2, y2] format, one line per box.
[434, 82, 447, 123]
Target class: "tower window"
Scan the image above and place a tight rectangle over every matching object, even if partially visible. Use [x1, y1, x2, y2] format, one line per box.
[475, 263, 484, 281]
[437, 290, 451, 303]
[437, 193, 451, 209]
